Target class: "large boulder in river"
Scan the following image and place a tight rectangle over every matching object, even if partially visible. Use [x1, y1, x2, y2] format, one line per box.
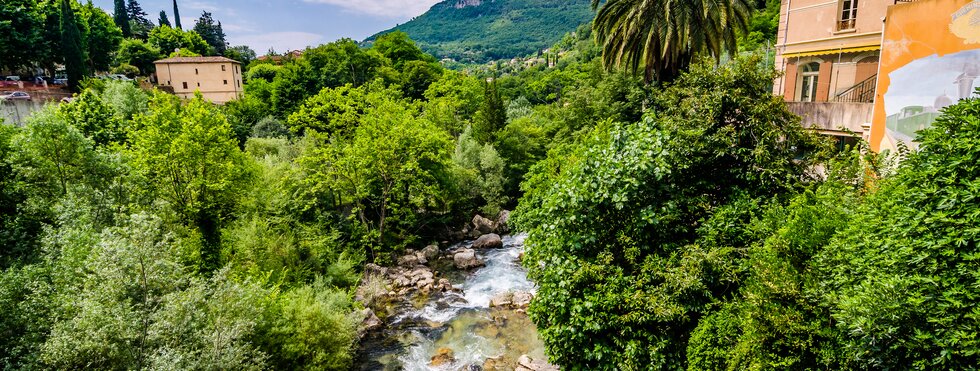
[494, 210, 511, 234]
[472, 214, 495, 235]
[516, 354, 560, 371]
[453, 248, 484, 270]
[473, 233, 503, 249]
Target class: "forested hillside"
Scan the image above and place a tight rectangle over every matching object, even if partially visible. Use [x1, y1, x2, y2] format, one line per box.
[367, 0, 593, 62]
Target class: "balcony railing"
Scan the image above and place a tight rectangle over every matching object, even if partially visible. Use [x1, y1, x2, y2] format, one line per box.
[834, 74, 877, 103]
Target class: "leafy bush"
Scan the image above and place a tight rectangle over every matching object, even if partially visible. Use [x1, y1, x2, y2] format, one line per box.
[514, 57, 824, 369]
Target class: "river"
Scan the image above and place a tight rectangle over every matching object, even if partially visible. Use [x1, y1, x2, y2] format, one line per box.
[357, 234, 548, 370]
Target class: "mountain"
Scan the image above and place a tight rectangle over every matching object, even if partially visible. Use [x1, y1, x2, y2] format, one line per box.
[367, 0, 594, 63]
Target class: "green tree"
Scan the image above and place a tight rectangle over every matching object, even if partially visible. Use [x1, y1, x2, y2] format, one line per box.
[115, 37, 161, 75]
[453, 126, 508, 215]
[102, 79, 149, 121]
[371, 31, 432, 69]
[172, 0, 181, 29]
[591, 0, 751, 82]
[475, 79, 506, 142]
[158, 10, 171, 27]
[300, 97, 454, 257]
[286, 84, 369, 137]
[129, 93, 254, 271]
[148, 25, 210, 56]
[59, 89, 125, 146]
[112, 0, 130, 37]
[193, 11, 226, 55]
[0, 0, 44, 73]
[60, 0, 87, 92]
[514, 58, 824, 369]
[401, 60, 442, 100]
[225, 45, 257, 66]
[126, 0, 152, 39]
[80, 3, 123, 72]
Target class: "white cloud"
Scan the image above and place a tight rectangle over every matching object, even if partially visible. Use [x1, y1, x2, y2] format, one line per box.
[226, 31, 325, 54]
[301, 0, 440, 18]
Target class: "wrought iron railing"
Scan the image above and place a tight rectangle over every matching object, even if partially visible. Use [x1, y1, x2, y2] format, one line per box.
[834, 74, 877, 103]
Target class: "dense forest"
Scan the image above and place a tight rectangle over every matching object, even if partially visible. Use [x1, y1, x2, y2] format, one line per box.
[3, 0, 980, 369]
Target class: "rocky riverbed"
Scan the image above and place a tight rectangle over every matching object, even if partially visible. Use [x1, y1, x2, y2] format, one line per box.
[354, 218, 559, 370]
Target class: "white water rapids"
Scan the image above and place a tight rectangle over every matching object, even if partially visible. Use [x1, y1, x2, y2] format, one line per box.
[358, 234, 547, 370]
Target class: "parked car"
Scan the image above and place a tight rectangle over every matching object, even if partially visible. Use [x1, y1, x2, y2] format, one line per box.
[53, 78, 68, 85]
[0, 91, 31, 101]
[4, 76, 20, 81]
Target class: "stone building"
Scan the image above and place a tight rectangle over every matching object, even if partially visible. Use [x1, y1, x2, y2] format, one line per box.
[154, 56, 244, 104]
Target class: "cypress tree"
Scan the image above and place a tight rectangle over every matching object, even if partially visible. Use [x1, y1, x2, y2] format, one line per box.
[61, 0, 86, 92]
[158, 10, 171, 27]
[112, 0, 130, 37]
[172, 0, 181, 29]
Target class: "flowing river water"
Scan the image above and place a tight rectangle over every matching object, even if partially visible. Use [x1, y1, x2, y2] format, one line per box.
[357, 234, 548, 370]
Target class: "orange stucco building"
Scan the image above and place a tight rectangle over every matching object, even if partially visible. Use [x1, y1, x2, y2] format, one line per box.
[773, 0, 894, 139]
[154, 56, 244, 104]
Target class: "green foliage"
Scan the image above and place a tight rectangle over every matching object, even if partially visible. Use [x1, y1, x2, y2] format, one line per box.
[401, 60, 443, 100]
[369, 0, 594, 63]
[113, 0, 130, 37]
[80, 2, 123, 72]
[475, 80, 506, 142]
[514, 57, 824, 369]
[59, 89, 125, 146]
[287, 85, 369, 137]
[372, 31, 434, 69]
[453, 126, 508, 215]
[101, 79, 149, 121]
[265, 281, 359, 370]
[251, 116, 290, 139]
[110, 62, 140, 77]
[193, 11, 226, 55]
[115, 38, 162, 74]
[300, 96, 454, 258]
[246, 63, 281, 82]
[0, 0, 44, 73]
[129, 93, 254, 270]
[816, 93, 980, 369]
[60, 0, 87, 92]
[422, 70, 484, 136]
[148, 25, 210, 56]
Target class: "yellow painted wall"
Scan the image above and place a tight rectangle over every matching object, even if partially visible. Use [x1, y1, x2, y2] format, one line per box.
[155, 61, 243, 104]
[870, 0, 980, 151]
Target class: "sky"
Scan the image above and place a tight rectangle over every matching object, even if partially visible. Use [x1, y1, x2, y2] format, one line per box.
[90, 0, 443, 54]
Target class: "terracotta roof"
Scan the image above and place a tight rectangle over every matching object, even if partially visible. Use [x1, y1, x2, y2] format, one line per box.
[154, 56, 240, 64]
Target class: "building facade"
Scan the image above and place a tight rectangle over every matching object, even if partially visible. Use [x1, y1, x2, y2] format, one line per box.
[154, 56, 244, 104]
[773, 0, 894, 138]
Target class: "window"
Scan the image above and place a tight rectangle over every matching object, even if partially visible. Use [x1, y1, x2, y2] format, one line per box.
[838, 0, 858, 30]
[222, 65, 226, 71]
[224, 80, 228, 85]
[195, 68, 199, 75]
[182, 82, 188, 89]
[798, 62, 820, 102]
[197, 82, 200, 87]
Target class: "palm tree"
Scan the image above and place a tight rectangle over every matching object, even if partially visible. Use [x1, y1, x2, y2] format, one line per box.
[591, 0, 751, 83]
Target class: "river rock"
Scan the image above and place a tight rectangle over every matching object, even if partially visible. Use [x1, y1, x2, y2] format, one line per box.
[415, 251, 428, 265]
[421, 244, 440, 260]
[512, 291, 533, 308]
[472, 214, 495, 235]
[360, 308, 382, 332]
[473, 233, 503, 249]
[494, 210, 511, 234]
[398, 253, 420, 267]
[431, 347, 456, 366]
[489, 292, 513, 308]
[454, 248, 484, 269]
[516, 354, 559, 371]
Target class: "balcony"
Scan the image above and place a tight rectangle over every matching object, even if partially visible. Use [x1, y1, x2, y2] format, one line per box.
[786, 101, 872, 135]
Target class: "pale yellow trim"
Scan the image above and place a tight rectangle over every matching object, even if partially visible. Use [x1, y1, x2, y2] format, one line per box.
[780, 31, 883, 47]
[780, 44, 881, 58]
